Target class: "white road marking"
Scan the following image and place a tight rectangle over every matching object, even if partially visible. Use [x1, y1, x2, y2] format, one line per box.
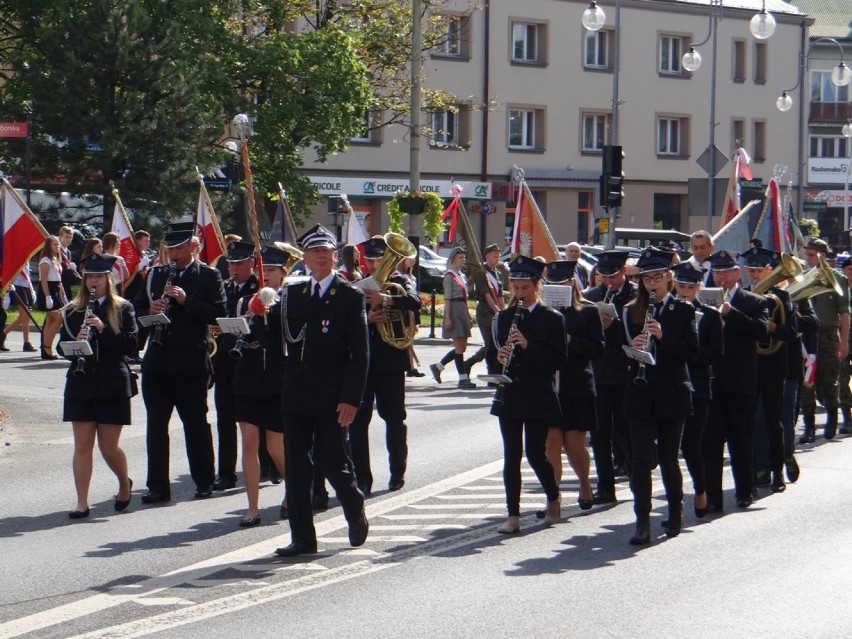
[133, 598, 194, 607]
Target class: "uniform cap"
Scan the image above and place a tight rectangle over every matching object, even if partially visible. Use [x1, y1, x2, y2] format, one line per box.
[261, 244, 289, 267]
[743, 246, 780, 268]
[709, 249, 739, 271]
[637, 246, 676, 274]
[508, 255, 545, 280]
[163, 222, 195, 248]
[595, 251, 630, 276]
[362, 237, 387, 260]
[226, 241, 256, 262]
[545, 260, 577, 283]
[79, 252, 119, 275]
[298, 224, 337, 251]
[672, 261, 705, 284]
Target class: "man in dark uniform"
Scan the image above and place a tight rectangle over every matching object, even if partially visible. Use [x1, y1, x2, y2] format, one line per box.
[273, 224, 369, 557]
[349, 236, 422, 496]
[582, 251, 636, 504]
[702, 249, 768, 511]
[743, 247, 798, 494]
[464, 244, 508, 377]
[135, 222, 227, 503]
[212, 241, 260, 490]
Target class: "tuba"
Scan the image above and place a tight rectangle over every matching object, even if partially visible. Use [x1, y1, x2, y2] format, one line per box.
[752, 252, 802, 356]
[274, 242, 304, 275]
[786, 255, 842, 303]
[373, 232, 418, 349]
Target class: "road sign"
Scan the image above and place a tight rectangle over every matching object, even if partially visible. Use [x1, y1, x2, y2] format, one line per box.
[696, 145, 728, 177]
[0, 122, 27, 138]
[598, 218, 610, 233]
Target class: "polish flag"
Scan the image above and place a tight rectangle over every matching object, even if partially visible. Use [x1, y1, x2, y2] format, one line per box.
[196, 179, 225, 267]
[0, 178, 49, 297]
[110, 188, 141, 289]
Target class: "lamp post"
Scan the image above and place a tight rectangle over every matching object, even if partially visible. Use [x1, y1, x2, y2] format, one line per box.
[844, 120, 852, 237]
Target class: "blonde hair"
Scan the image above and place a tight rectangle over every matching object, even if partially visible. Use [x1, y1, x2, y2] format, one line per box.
[70, 272, 127, 333]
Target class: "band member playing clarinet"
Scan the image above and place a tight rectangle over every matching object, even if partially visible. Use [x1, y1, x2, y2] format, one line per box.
[623, 247, 697, 544]
[490, 257, 567, 534]
[59, 253, 137, 518]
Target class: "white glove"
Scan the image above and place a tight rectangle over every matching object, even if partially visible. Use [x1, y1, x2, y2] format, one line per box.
[69, 262, 77, 270]
[46, 296, 54, 310]
[2, 293, 9, 310]
[139, 256, 150, 270]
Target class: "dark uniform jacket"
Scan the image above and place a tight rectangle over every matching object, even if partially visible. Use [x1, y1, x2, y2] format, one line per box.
[688, 301, 724, 400]
[748, 285, 798, 379]
[235, 296, 285, 397]
[558, 304, 605, 398]
[490, 303, 567, 420]
[276, 274, 369, 415]
[583, 279, 637, 385]
[135, 259, 227, 376]
[622, 293, 698, 421]
[787, 299, 819, 381]
[60, 299, 138, 399]
[712, 286, 769, 396]
[366, 272, 422, 375]
[214, 274, 260, 376]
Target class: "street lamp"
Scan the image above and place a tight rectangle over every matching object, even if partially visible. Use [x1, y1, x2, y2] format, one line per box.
[581, 1, 606, 32]
[844, 121, 852, 240]
[776, 38, 851, 112]
[749, 1, 776, 40]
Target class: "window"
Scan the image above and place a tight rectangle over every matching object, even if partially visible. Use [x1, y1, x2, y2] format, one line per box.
[753, 120, 766, 161]
[582, 113, 610, 152]
[578, 191, 595, 244]
[512, 22, 545, 64]
[429, 107, 470, 149]
[733, 40, 746, 81]
[584, 30, 612, 69]
[809, 135, 849, 158]
[657, 117, 687, 156]
[732, 118, 745, 152]
[433, 14, 469, 58]
[753, 42, 767, 84]
[508, 107, 544, 150]
[351, 111, 378, 144]
[659, 36, 684, 74]
[811, 71, 851, 103]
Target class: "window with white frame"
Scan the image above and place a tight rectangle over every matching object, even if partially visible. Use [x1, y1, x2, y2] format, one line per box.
[509, 108, 537, 149]
[809, 135, 849, 158]
[657, 117, 685, 155]
[351, 111, 375, 143]
[659, 35, 684, 74]
[512, 22, 540, 63]
[435, 15, 463, 57]
[430, 110, 458, 146]
[582, 113, 610, 151]
[811, 71, 851, 103]
[584, 30, 611, 69]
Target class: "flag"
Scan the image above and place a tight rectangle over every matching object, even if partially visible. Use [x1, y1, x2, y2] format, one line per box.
[270, 183, 298, 244]
[110, 186, 141, 290]
[510, 181, 559, 262]
[342, 193, 367, 246]
[196, 176, 226, 268]
[440, 185, 483, 283]
[721, 148, 753, 225]
[752, 178, 792, 253]
[711, 199, 762, 258]
[0, 178, 49, 297]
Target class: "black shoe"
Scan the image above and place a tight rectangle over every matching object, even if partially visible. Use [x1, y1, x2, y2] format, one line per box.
[736, 497, 753, 508]
[312, 494, 329, 511]
[114, 478, 133, 512]
[194, 485, 213, 499]
[784, 456, 800, 483]
[0, 334, 8, 352]
[770, 473, 786, 493]
[269, 468, 283, 485]
[239, 514, 261, 528]
[755, 470, 771, 487]
[839, 424, 852, 435]
[592, 490, 617, 505]
[664, 507, 683, 538]
[388, 477, 405, 492]
[348, 512, 369, 547]
[629, 521, 651, 545]
[578, 496, 594, 511]
[407, 369, 426, 378]
[429, 364, 442, 383]
[40, 345, 59, 360]
[457, 379, 477, 389]
[274, 543, 317, 557]
[22, 342, 36, 353]
[535, 510, 546, 519]
[68, 507, 90, 520]
[612, 464, 627, 478]
[358, 484, 372, 498]
[213, 477, 236, 491]
[705, 502, 724, 515]
[141, 491, 171, 504]
[825, 417, 838, 440]
[799, 425, 816, 444]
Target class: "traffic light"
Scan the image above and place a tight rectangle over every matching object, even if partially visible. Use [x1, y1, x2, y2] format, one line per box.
[600, 145, 625, 208]
[605, 175, 624, 207]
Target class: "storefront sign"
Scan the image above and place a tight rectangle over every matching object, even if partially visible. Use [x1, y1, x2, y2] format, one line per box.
[808, 158, 851, 185]
[308, 176, 491, 200]
[0, 122, 27, 138]
[805, 189, 852, 207]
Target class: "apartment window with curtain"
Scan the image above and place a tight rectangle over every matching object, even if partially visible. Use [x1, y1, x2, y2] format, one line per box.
[659, 35, 685, 75]
[582, 113, 610, 152]
[810, 135, 849, 158]
[584, 30, 612, 69]
[811, 70, 851, 102]
[351, 111, 379, 144]
[732, 118, 745, 153]
[433, 14, 470, 59]
[508, 107, 544, 150]
[429, 107, 470, 149]
[657, 117, 688, 156]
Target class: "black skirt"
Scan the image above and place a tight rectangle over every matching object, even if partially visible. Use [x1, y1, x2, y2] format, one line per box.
[10, 285, 33, 308]
[556, 396, 597, 432]
[235, 395, 283, 432]
[63, 397, 131, 425]
[36, 281, 63, 312]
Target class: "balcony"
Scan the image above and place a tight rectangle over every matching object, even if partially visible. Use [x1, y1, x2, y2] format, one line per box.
[809, 102, 852, 123]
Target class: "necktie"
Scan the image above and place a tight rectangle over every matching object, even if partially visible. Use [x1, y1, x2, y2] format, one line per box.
[313, 283, 321, 300]
[91, 300, 100, 315]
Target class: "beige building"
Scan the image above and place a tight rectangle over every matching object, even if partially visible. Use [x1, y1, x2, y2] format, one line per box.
[301, 0, 808, 250]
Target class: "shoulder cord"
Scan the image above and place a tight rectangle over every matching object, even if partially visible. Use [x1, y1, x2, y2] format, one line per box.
[281, 286, 308, 361]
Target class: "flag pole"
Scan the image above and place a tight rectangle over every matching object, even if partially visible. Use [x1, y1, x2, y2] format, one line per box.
[277, 182, 298, 242]
[195, 167, 227, 266]
[109, 182, 140, 291]
[232, 114, 264, 274]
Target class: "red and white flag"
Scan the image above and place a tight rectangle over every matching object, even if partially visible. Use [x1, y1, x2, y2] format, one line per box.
[0, 178, 49, 297]
[721, 148, 753, 226]
[110, 187, 141, 290]
[510, 181, 559, 262]
[196, 176, 225, 268]
[342, 193, 367, 246]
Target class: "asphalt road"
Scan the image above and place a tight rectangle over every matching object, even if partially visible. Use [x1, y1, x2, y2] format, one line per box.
[0, 329, 850, 638]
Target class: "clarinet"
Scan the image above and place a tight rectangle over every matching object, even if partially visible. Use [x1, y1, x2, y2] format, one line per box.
[149, 262, 177, 346]
[493, 303, 523, 405]
[633, 291, 656, 386]
[73, 287, 98, 377]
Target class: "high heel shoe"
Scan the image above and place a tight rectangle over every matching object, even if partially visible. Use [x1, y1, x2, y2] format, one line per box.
[577, 494, 594, 511]
[40, 345, 59, 361]
[68, 507, 90, 520]
[544, 496, 561, 525]
[114, 478, 133, 512]
[239, 514, 261, 528]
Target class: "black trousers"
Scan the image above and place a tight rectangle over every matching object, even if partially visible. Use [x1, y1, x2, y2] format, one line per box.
[349, 370, 407, 490]
[142, 372, 215, 494]
[498, 417, 559, 517]
[629, 417, 685, 522]
[755, 372, 785, 475]
[466, 307, 498, 374]
[703, 392, 756, 506]
[213, 357, 238, 482]
[284, 413, 365, 547]
[682, 397, 709, 495]
[592, 384, 631, 494]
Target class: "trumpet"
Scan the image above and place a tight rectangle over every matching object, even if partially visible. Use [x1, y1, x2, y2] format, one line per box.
[493, 304, 523, 404]
[73, 287, 98, 378]
[150, 262, 176, 346]
[634, 291, 656, 386]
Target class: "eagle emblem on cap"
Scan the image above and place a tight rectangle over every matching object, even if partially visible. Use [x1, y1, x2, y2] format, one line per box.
[518, 256, 524, 263]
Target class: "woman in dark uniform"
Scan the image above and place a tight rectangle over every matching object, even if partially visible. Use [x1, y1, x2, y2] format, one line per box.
[672, 261, 723, 518]
[233, 245, 289, 527]
[59, 253, 137, 518]
[542, 261, 605, 512]
[491, 256, 567, 534]
[622, 247, 698, 544]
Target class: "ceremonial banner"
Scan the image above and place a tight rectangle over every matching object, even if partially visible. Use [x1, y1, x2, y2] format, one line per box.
[711, 199, 762, 258]
[110, 186, 141, 290]
[342, 194, 367, 246]
[510, 181, 559, 262]
[196, 175, 226, 268]
[752, 178, 792, 253]
[0, 178, 49, 297]
[270, 183, 298, 244]
[440, 185, 483, 283]
[721, 148, 753, 225]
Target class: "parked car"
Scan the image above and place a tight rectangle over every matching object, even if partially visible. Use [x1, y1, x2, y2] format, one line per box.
[417, 245, 447, 293]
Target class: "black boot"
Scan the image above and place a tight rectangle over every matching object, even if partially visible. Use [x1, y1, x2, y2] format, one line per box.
[825, 409, 838, 440]
[664, 503, 683, 538]
[0, 332, 8, 352]
[840, 407, 852, 435]
[770, 471, 786, 493]
[799, 415, 816, 444]
[629, 519, 651, 545]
